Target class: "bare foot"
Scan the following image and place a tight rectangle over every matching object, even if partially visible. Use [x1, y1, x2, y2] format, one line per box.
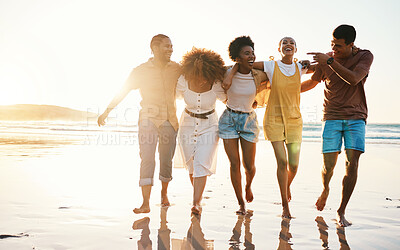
[337, 212, 352, 227]
[287, 186, 292, 202]
[282, 206, 292, 219]
[133, 205, 150, 214]
[236, 204, 246, 215]
[315, 189, 329, 211]
[245, 186, 254, 203]
[245, 209, 254, 217]
[191, 204, 202, 215]
[161, 195, 170, 207]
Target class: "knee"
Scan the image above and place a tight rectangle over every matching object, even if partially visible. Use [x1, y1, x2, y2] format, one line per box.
[324, 158, 335, 167]
[323, 159, 336, 173]
[242, 160, 255, 172]
[230, 160, 241, 171]
[322, 164, 334, 176]
[345, 160, 359, 176]
[288, 163, 298, 173]
[244, 164, 255, 175]
[276, 158, 287, 170]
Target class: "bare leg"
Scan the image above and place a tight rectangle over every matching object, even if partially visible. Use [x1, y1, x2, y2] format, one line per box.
[189, 174, 194, 186]
[286, 143, 301, 202]
[240, 138, 256, 203]
[223, 139, 245, 215]
[316, 152, 339, 211]
[336, 149, 362, 227]
[192, 176, 207, 215]
[271, 141, 291, 218]
[161, 181, 170, 207]
[134, 185, 152, 214]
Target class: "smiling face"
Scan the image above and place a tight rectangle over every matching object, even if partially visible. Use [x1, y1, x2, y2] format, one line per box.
[236, 45, 255, 73]
[331, 38, 353, 59]
[278, 37, 297, 57]
[152, 38, 173, 63]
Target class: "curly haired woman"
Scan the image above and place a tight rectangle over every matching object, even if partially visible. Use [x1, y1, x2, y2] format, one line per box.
[176, 47, 226, 215]
[219, 36, 268, 215]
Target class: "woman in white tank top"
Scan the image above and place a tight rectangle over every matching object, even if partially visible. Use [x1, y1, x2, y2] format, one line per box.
[218, 36, 267, 215]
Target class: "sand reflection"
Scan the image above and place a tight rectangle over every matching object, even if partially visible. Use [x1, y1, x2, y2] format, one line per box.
[336, 225, 350, 249]
[132, 216, 152, 250]
[132, 207, 171, 250]
[133, 208, 214, 250]
[315, 216, 329, 249]
[277, 217, 293, 250]
[229, 211, 254, 249]
[315, 216, 351, 250]
[172, 214, 214, 249]
[158, 207, 171, 249]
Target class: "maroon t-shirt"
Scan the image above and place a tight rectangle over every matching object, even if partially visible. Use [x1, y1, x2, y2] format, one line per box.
[311, 49, 374, 121]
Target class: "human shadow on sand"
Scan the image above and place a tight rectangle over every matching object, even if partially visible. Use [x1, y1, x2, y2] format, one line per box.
[315, 216, 351, 250]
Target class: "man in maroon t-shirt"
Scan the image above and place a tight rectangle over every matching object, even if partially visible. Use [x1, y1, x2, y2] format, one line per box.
[301, 24, 374, 227]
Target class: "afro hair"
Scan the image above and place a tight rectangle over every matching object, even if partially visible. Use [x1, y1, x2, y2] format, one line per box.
[228, 36, 254, 62]
[181, 47, 226, 84]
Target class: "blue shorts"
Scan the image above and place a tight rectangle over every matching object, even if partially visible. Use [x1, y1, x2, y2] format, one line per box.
[218, 108, 259, 143]
[322, 119, 366, 153]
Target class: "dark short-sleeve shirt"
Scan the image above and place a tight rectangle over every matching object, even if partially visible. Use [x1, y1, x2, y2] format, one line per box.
[126, 58, 181, 131]
[311, 49, 374, 121]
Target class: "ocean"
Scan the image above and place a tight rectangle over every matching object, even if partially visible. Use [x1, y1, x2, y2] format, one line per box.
[1, 121, 399, 147]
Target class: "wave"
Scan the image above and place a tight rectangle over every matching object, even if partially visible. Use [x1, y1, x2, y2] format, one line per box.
[2, 122, 400, 145]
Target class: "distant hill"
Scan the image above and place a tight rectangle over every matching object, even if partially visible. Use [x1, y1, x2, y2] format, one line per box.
[0, 104, 98, 121]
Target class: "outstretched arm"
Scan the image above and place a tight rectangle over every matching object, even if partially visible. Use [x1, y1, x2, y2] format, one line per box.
[308, 52, 369, 86]
[97, 82, 132, 126]
[252, 61, 264, 71]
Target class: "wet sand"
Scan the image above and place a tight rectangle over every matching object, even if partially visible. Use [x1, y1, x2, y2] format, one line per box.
[0, 136, 399, 249]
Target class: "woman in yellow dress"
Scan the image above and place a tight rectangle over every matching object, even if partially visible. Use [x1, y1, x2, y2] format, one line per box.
[257, 37, 312, 218]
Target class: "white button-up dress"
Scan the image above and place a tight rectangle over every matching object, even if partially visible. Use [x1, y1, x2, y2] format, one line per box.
[176, 75, 226, 177]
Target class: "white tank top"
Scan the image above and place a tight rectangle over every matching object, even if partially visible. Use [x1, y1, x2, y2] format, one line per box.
[226, 71, 256, 112]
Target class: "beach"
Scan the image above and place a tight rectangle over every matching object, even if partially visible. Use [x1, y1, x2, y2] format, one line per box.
[1, 122, 400, 249]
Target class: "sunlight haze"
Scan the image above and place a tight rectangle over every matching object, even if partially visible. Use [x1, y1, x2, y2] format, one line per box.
[1, 0, 399, 123]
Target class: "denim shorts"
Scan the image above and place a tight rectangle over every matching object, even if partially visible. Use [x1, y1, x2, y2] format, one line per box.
[322, 119, 366, 153]
[218, 108, 259, 143]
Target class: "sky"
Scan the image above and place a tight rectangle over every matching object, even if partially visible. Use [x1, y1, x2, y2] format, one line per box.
[0, 0, 399, 123]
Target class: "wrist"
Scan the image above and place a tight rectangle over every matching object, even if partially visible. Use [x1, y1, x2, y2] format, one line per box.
[326, 57, 334, 65]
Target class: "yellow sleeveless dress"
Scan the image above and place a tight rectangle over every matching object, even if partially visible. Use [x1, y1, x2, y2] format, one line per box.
[263, 61, 303, 143]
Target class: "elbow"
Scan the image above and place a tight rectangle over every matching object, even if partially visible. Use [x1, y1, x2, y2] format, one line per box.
[301, 87, 310, 93]
[348, 78, 360, 86]
[347, 74, 365, 86]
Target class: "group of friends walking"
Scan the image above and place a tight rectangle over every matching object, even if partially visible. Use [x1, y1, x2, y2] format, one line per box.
[97, 24, 374, 227]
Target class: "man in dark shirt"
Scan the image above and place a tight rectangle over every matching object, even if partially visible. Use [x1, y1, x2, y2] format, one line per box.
[301, 24, 374, 226]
